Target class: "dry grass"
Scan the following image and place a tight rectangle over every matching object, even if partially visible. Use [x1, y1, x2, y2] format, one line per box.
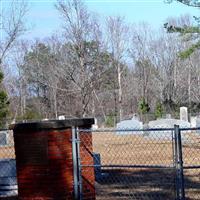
[92, 133, 174, 166]
[89, 131, 200, 200]
[0, 146, 15, 159]
[90, 131, 200, 166]
[0, 131, 15, 159]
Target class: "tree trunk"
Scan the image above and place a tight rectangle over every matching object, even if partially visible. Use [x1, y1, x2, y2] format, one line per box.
[117, 64, 122, 121]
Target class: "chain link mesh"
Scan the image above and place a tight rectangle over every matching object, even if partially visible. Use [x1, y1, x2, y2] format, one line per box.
[0, 130, 17, 199]
[1, 127, 200, 200]
[181, 129, 200, 200]
[79, 128, 177, 200]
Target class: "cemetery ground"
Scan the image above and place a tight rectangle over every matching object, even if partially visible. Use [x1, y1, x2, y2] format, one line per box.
[88, 131, 200, 199]
[1, 131, 200, 199]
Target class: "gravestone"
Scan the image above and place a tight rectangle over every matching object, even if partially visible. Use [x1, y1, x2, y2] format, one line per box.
[197, 117, 200, 133]
[116, 116, 143, 134]
[197, 118, 200, 127]
[92, 118, 98, 130]
[148, 118, 191, 140]
[191, 117, 197, 128]
[166, 114, 172, 119]
[0, 131, 7, 146]
[58, 115, 65, 120]
[180, 107, 188, 122]
[148, 118, 191, 129]
[42, 118, 48, 121]
[190, 116, 200, 133]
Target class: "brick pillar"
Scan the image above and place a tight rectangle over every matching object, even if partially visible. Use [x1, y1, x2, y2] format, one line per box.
[11, 118, 94, 200]
[79, 126, 96, 200]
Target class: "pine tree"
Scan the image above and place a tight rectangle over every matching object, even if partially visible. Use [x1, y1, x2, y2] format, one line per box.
[165, 0, 200, 58]
[0, 72, 9, 127]
[155, 102, 164, 119]
[175, 0, 200, 7]
[138, 98, 150, 115]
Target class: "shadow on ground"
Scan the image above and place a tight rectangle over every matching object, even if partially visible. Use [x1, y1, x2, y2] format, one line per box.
[94, 167, 200, 200]
[1, 167, 200, 200]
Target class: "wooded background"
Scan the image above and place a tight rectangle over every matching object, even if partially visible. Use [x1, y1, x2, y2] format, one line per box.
[0, 0, 200, 127]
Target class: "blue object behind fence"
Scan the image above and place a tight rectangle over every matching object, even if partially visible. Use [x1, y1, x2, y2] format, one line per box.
[0, 159, 18, 197]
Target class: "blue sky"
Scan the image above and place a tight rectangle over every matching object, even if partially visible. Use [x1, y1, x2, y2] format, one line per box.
[2, 0, 200, 39]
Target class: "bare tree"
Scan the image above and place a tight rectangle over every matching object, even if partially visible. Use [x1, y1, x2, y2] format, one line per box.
[8, 41, 29, 120]
[106, 16, 129, 122]
[56, 0, 108, 117]
[0, 0, 28, 66]
[129, 23, 159, 109]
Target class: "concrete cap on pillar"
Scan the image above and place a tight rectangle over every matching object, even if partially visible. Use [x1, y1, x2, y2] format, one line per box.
[10, 118, 95, 131]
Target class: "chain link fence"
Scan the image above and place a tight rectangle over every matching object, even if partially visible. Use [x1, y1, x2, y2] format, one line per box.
[1, 126, 200, 200]
[0, 129, 17, 199]
[76, 127, 200, 200]
[181, 128, 200, 200]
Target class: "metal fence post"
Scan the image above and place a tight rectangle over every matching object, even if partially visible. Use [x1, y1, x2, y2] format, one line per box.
[173, 128, 179, 200]
[76, 128, 83, 200]
[174, 125, 185, 200]
[72, 127, 83, 200]
[72, 127, 79, 200]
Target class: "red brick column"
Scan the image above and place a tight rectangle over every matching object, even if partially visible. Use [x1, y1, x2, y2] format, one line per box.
[79, 127, 96, 200]
[11, 118, 94, 200]
[48, 129, 74, 200]
[13, 129, 74, 200]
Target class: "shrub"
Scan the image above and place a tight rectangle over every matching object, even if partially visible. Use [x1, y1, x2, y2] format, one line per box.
[155, 102, 164, 119]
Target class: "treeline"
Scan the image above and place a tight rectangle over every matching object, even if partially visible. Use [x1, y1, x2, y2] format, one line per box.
[2, 0, 200, 126]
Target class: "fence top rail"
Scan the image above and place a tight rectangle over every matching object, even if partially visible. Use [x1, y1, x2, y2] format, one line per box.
[3, 125, 200, 132]
[78, 127, 175, 132]
[78, 126, 200, 133]
[179, 127, 200, 131]
[0, 129, 10, 131]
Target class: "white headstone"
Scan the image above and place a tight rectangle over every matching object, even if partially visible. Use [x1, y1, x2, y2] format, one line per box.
[197, 117, 200, 128]
[116, 116, 143, 134]
[58, 115, 65, 120]
[190, 116, 197, 128]
[196, 118, 200, 134]
[180, 107, 188, 122]
[191, 116, 200, 133]
[148, 118, 190, 129]
[148, 118, 191, 140]
[11, 119, 15, 124]
[0, 131, 7, 146]
[92, 118, 98, 130]
[42, 118, 48, 121]
[166, 114, 171, 119]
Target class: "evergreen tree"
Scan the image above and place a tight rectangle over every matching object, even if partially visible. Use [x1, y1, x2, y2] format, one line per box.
[165, 0, 200, 58]
[0, 72, 9, 127]
[155, 102, 164, 119]
[175, 0, 200, 7]
[138, 98, 150, 115]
